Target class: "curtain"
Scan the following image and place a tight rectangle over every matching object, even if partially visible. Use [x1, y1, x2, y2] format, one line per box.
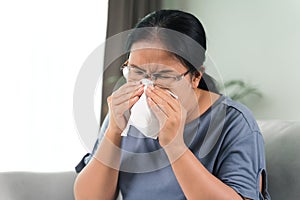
[100, 0, 162, 124]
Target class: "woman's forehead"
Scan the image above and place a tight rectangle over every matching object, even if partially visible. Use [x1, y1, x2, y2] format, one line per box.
[130, 40, 167, 50]
[128, 51, 185, 72]
[129, 42, 180, 66]
[129, 49, 174, 63]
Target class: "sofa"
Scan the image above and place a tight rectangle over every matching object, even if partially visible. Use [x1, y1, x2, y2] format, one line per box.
[257, 120, 300, 199]
[0, 120, 299, 200]
[0, 171, 77, 200]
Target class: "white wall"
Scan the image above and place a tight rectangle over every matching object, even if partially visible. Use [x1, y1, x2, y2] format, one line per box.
[0, 0, 108, 171]
[163, 0, 300, 120]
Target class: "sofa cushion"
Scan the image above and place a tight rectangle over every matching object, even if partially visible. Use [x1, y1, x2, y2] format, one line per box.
[258, 120, 300, 199]
[0, 171, 76, 200]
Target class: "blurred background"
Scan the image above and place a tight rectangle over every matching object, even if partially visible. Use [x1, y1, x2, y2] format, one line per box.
[0, 0, 299, 172]
[163, 0, 300, 120]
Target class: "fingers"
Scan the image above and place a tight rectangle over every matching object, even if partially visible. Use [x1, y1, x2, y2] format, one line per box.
[112, 82, 144, 107]
[146, 86, 186, 148]
[112, 81, 142, 100]
[146, 86, 180, 117]
[107, 82, 144, 132]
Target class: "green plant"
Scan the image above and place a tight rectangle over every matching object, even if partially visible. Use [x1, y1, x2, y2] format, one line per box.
[220, 79, 263, 102]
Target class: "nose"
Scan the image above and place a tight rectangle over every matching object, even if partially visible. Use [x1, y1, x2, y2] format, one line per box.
[144, 73, 157, 81]
[141, 78, 154, 86]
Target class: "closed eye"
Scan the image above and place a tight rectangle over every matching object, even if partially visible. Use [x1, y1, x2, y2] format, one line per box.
[153, 74, 175, 79]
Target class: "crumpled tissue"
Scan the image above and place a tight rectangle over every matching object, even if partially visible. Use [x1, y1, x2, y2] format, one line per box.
[121, 79, 160, 139]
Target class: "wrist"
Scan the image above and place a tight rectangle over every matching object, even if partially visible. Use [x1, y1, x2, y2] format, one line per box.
[94, 134, 122, 170]
[163, 141, 188, 164]
[105, 127, 122, 146]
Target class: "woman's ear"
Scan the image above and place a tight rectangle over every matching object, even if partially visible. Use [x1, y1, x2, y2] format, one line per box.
[191, 70, 202, 89]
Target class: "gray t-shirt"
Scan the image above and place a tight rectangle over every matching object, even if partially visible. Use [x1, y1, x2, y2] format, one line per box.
[88, 95, 270, 200]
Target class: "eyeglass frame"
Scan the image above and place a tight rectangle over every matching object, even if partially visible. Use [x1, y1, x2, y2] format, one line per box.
[120, 60, 191, 84]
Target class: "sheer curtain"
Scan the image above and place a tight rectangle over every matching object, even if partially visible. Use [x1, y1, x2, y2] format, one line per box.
[0, 0, 108, 172]
[100, 0, 162, 123]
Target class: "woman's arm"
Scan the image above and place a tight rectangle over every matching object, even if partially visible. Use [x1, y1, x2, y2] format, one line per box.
[74, 129, 121, 200]
[164, 145, 244, 200]
[74, 82, 144, 200]
[146, 86, 257, 200]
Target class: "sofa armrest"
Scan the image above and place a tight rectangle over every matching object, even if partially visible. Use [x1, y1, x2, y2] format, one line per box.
[0, 171, 77, 200]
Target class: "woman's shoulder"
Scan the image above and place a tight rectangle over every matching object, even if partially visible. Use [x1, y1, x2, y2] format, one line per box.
[222, 95, 260, 132]
[200, 93, 261, 134]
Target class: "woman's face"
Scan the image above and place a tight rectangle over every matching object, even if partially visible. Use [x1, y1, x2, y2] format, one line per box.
[127, 41, 201, 117]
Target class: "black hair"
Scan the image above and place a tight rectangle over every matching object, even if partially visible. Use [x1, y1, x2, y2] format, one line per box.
[126, 9, 219, 93]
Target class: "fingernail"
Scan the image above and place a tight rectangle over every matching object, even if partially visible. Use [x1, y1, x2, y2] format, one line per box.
[146, 87, 152, 93]
[148, 85, 154, 90]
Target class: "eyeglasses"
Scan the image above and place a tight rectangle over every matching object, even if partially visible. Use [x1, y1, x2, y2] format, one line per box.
[120, 61, 190, 88]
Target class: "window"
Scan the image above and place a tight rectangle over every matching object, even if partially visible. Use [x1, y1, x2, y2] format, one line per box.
[0, 0, 108, 172]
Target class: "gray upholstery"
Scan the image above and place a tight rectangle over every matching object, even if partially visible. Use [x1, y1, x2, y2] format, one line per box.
[0, 171, 76, 200]
[258, 120, 300, 199]
[0, 120, 299, 199]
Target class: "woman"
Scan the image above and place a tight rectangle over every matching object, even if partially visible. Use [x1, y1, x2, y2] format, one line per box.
[74, 10, 270, 200]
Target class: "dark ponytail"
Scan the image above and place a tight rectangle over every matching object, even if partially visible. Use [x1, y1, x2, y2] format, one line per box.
[126, 9, 219, 93]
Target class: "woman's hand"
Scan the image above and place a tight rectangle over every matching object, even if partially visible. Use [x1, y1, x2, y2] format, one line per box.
[146, 86, 187, 148]
[107, 81, 144, 135]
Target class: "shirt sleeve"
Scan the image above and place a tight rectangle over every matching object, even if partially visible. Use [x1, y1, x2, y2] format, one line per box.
[215, 117, 268, 199]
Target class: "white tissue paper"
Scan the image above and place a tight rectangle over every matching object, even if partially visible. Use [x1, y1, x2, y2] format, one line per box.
[121, 79, 160, 139]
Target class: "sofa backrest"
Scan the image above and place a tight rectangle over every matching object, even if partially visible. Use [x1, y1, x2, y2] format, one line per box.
[258, 120, 300, 199]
